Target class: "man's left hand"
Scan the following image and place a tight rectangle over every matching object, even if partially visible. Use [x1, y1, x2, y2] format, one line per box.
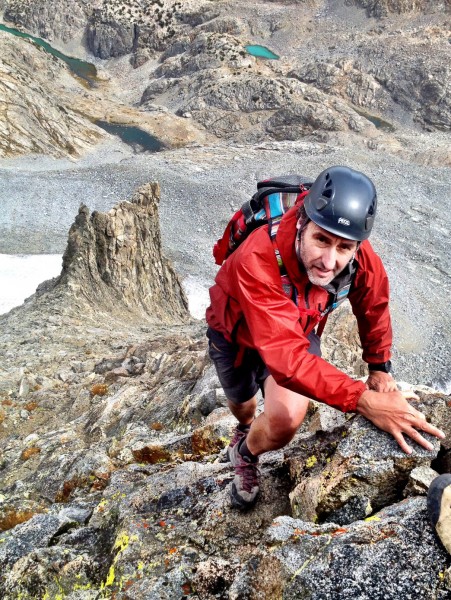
[366, 371, 398, 393]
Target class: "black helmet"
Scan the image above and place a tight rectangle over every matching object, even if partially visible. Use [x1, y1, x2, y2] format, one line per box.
[304, 166, 377, 241]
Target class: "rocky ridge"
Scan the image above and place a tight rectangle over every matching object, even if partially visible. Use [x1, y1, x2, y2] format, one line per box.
[0, 0, 450, 163]
[352, 0, 445, 18]
[0, 182, 450, 598]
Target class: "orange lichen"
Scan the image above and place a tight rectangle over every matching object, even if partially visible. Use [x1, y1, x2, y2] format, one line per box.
[293, 528, 306, 536]
[0, 509, 36, 531]
[132, 445, 171, 464]
[20, 447, 41, 461]
[90, 472, 110, 491]
[55, 476, 89, 503]
[123, 579, 135, 591]
[150, 422, 164, 431]
[24, 401, 38, 412]
[331, 528, 348, 536]
[191, 426, 226, 455]
[182, 582, 192, 594]
[90, 383, 109, 397]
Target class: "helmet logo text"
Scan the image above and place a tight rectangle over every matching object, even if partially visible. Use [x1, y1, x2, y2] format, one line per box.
[338, 217, 351, 226]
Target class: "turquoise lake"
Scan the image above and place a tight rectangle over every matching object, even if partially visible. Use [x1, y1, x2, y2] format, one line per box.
[0, 22, 98, 86]
[245, 45, 279, 60]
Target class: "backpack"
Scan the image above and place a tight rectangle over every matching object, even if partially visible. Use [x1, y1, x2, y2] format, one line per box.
[213, 175, 312, 266]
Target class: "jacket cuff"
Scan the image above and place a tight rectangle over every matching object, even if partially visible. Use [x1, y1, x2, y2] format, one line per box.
[342, 381, 367, 413]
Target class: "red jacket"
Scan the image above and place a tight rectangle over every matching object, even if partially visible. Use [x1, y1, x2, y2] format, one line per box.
[206, 206, 392, 412]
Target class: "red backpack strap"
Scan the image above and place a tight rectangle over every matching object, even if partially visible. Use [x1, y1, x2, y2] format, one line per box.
[316, 313, 329, 338]
[213, 209, 245, 265]
[213, 221, 233, 265]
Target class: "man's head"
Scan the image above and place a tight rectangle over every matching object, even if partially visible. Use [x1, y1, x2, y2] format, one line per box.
[296, 166, 377, 285]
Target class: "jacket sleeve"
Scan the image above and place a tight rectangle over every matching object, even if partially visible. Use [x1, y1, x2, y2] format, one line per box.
[348, 241, 392, 364]
[232, 243, 366, 412]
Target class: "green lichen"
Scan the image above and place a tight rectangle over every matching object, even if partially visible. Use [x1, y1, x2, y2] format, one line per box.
[100, 531, 138, 590]
[306, 455, 317, 468]
[96, 498, 108, 512]
[290, 535, 332, 581]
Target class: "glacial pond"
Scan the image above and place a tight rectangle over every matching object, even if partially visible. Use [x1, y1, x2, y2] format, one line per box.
[0, 22, 98, 86]
[95, 121, 165, 152]
[354, 107, 396, 133]
[245, 45, 279, 60]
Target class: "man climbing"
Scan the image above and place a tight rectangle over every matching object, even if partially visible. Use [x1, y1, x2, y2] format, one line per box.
[206, 165, 445, 509]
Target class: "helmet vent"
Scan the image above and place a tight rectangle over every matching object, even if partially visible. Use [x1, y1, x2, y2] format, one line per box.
[365, 215, 374, 231]
[315, 197, 329, 210]
[323, 175, 333, 199]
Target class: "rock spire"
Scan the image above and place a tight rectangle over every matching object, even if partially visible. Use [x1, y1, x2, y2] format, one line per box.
[57, 182, 189, 324]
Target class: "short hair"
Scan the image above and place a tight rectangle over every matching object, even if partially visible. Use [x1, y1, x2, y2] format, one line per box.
[296, 203, 310, 233]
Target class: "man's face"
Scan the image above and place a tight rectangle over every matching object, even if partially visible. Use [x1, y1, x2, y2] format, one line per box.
[298, 221, 358, 286]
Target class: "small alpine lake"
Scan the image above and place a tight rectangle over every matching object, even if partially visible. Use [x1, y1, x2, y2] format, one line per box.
[95, 121, 165, 153]
[0, 22, 98, 86]
[245, 44, 279, 60]
[354, 107, 396, 133]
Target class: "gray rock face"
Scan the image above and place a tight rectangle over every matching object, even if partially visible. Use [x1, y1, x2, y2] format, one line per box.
[350, 0, 441, 17]
[147, 67, 371, 143]
[137, 1, 450, 146]
[0, 514, 70, 570]
[84, 1, 218, 60]
[287, 391, 450, 525]
[87, 17, 137, 59]
[259, 499, 449, 599]
[3, 0, 91, 43]
[0, 33, 103, 158]
[289, 60, 387, 112]
[53, 182, 189, 324]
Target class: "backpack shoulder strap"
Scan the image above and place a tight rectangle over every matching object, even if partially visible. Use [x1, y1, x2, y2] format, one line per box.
[268, 217, 296, 301]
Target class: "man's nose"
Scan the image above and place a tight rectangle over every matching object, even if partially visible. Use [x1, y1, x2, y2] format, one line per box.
[321, 247, 337, 270]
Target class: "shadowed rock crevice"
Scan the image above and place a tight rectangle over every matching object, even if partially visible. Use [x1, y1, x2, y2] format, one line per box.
[50, 182, 189, 324]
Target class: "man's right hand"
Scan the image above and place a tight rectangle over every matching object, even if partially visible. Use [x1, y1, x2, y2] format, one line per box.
[356, 389, 445, 454]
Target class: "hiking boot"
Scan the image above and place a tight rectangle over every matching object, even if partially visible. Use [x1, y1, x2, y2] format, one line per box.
[229, 441, 260, 509]
[427, 473, 451, 554]
[226, 425, 250, 462]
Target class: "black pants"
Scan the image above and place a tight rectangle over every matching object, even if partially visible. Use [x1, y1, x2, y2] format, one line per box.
[207, 327, 321, 404]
